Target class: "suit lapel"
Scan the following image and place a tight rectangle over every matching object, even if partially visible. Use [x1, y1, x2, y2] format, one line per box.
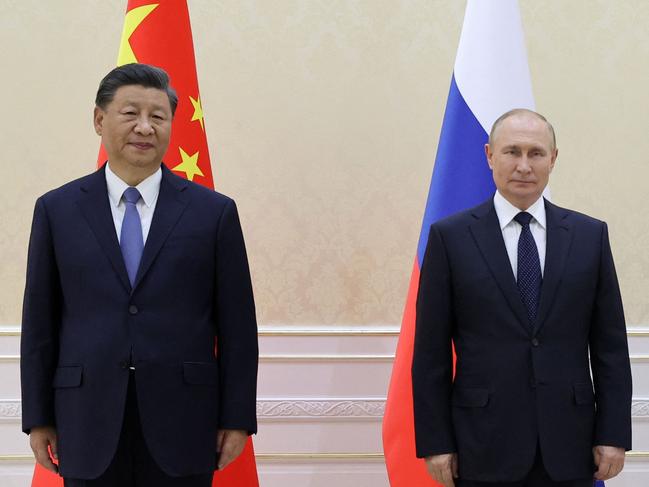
[77, 165, 131, 293]
[132, 165, 189, 291]
[535, 200, 573, 333]
[469, 200, 531, 333]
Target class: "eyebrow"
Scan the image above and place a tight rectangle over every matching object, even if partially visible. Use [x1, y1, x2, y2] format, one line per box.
[119, 100, 168, 111]
[501, 144, 547, 153]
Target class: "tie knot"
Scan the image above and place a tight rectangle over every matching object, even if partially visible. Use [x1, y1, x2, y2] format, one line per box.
[514, 211, 533, 227]
[123, 187, 141, 205]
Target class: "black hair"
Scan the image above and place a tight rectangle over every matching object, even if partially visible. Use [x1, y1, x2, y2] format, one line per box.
[95, 63, 178, 116]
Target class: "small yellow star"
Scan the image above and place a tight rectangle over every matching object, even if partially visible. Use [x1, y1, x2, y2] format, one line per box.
[189, 95, 205, 131]
[172, 147, 204, 182]
[117, 4, 159, 66]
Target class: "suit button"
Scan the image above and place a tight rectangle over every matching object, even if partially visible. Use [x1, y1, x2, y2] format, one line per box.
[531, 338, 539, 347]
[128, 305, 138, 315]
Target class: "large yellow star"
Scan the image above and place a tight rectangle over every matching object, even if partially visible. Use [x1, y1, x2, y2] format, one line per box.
[189, 95, 205, 131]
[117, 4, 159, 66]
[172, 147, 204, 182]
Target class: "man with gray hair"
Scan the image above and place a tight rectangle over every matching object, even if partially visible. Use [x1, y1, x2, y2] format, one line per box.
[412, 109, 632, 486]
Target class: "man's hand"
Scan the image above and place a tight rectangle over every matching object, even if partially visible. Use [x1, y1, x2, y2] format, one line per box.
[425, 452, 458, 487]
[217, 429, 248, 470]
[30, 426, 58, 474]
[593, 445, 625, 481]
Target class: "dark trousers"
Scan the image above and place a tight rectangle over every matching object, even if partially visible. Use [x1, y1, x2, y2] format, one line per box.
[64, 372, 213, 487]
[456, 447, 594, 487]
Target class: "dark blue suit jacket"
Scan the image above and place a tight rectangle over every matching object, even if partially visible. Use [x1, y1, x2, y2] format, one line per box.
[21, 164, 258, 479]
[412, 198, 632, 482]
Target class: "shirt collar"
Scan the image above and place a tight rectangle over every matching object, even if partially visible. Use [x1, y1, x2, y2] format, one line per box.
[105, 163, 162, 208]
[493, 191, 546, 230]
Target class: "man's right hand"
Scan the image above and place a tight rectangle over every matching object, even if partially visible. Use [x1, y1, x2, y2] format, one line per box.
[425, 452, 458, 487]
[30, 426, 58, 474]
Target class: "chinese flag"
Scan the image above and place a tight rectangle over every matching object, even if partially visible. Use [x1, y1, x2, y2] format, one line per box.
[30, 1, 259, 486]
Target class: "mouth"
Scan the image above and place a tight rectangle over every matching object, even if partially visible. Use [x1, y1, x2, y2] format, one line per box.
[129, 142, 154, 150]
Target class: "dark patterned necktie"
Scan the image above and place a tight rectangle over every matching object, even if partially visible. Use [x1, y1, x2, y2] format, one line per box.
[120, 187, 143, 286]
[514, 212, 542, 329]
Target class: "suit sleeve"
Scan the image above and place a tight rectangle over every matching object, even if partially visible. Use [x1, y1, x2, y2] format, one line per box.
[214, 199, 259, 434]
[20, 197, 61, 434]
[589, 222, 632, 450]
[412, 223, 456, 457]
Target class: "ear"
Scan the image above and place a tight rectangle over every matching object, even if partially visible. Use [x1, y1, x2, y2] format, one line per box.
[549, 148, 558, 172]
[93, 107, 104, 136]
[484, 143, 494, 170]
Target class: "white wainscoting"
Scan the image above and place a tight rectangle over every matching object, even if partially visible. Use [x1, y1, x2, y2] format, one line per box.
[255, 324, 393, 486]
[2, 324, 649, 486]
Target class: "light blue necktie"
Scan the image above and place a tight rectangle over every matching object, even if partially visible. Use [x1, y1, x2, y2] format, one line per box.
[120, 187, 143, 286]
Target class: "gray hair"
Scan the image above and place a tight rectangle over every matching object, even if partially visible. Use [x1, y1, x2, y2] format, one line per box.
[488, 108, 556, 151]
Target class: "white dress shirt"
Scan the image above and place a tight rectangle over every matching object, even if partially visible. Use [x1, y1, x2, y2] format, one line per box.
[105, 163, 162, 244]
[493, 191, 546, 280]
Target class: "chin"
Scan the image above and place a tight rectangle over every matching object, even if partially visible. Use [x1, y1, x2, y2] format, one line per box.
[128, 160, 157, 169]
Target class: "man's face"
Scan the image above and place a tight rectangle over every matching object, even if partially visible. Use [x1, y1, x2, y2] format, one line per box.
[485, 114, 558, 210]
[93, 85, 172, 174]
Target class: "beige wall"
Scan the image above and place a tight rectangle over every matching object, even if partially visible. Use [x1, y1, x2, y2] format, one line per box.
[1, 1, 648, 326]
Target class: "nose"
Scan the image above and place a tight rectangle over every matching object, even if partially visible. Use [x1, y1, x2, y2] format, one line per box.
[134, 117, 154, 136]
[516, 156, 532, 174]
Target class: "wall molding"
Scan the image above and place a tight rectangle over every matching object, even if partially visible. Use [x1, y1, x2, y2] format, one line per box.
[4, 452, 649, 463]
[260, 354, 394, 362]
[0, 400, 20, 420]
[0, 354, 395, 363]
[0, 324, 402, 337]
[3, 324, 649, 338]
[257, 398, 385, 419]
[4, 353, 649, 363]
[632, 400, 649, 418]
[0, 453, 388, 463]
[0, 398, 386, 421]
[5, 398, 649, 420]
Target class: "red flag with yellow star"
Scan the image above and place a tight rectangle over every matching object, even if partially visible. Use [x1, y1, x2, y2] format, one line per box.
[30, 1, 259, 486]
[97, 0, 213, 185]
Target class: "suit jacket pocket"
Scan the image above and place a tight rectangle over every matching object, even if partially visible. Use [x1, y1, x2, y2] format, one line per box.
[183, 362, 219, 386]
[52, 365, 83, 388]
[573, 383, 595, 405]
[452, 387, 489, 407]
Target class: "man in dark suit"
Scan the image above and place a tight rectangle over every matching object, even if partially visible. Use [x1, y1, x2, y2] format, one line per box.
[412, 109, 632, 487]
[21, 63, 258, 486]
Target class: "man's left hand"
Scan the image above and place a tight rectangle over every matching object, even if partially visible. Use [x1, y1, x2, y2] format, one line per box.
[217, 429, 248, 470]
[593, 445, 625, 481]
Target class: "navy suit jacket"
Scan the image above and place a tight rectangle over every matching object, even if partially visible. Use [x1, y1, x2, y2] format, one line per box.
[412, 198, 632, 482]
[21, 164, 258, 479]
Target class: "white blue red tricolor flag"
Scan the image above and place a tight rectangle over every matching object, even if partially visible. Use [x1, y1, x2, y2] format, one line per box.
[382, 1, 602, 486]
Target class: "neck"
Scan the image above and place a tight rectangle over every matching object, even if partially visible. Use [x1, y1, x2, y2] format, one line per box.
[498, 192, 542, 213]
[108, 162, 159, 187]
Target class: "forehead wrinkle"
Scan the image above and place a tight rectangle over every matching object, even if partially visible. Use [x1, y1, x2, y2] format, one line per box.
[115, 97, 170, 112]
[494, 121, 553, 151]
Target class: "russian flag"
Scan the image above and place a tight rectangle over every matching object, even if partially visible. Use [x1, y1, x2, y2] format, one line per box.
[381, 1, 604, 486]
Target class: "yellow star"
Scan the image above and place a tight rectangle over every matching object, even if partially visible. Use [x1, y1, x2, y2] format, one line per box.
[172, 147, 204, 182]
[189, 95, 205, 131]
[117, 4, 159, 66]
